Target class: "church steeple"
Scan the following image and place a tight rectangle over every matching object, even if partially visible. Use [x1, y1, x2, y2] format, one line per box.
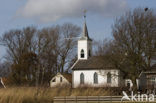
[79, 11, 92, 41]
[77, 11, 92, 60]
[83, 21, 89, 37]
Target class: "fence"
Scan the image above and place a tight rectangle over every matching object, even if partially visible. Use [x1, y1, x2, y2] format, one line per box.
[53, 96, 156, 103]
[53, 96, 123, 103]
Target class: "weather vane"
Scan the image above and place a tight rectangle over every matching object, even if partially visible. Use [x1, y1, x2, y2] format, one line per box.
[84, 10, 87, 19]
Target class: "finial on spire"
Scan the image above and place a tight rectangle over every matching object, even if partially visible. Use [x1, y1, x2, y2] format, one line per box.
[79, 10, 92, 41]
[83, 10, 87, 20]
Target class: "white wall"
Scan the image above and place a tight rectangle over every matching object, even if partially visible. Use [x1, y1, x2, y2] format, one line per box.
[78, 40, 92, 60]
[50, 74, 70, 87]
[72, 69, 121, 88]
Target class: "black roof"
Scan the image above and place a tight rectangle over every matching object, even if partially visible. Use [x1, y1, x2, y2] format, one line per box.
[61, 73, 72, 83]
[72, 56, 115, 70]
[79, 21, 92, 41]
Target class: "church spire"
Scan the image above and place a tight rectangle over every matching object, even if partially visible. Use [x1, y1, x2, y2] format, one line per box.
[80, 10, 92, 41]
[83, 20, 89, 37]
[77, 10, 92, 60]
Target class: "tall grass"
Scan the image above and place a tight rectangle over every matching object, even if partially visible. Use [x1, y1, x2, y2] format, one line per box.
[0, 87, 121, 103]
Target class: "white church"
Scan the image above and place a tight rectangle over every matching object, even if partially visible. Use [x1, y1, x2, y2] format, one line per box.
[50, 17, 133, 88]
[70, 18, 127, 88]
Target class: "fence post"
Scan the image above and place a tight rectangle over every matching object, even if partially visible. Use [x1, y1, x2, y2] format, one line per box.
[98, 96, 99, 103]
[86, 96, 88, 103]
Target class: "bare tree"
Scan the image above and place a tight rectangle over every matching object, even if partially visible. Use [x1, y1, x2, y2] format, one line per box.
[111, 8, 156, 88]
[0, 27, 36, 64]
[0, 61, 11, 77]
[36, 26, 60, 85]
[0, 23, 81, 86]
[57, 23, 81, 73]
[35, 23, 80, 85]
[95, 8, 156, 89]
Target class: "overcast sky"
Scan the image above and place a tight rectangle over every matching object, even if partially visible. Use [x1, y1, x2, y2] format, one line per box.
[0, 0, 156, 60]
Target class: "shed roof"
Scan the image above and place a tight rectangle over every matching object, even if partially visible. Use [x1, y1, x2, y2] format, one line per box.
[61, 73, 72, 83]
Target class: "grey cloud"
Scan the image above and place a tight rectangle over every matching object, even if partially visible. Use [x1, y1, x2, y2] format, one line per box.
[16, 0, 128, 22]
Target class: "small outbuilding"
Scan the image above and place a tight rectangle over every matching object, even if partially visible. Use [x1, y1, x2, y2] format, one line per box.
[50, 73, 72, 87]
[139, 64, 156, 90]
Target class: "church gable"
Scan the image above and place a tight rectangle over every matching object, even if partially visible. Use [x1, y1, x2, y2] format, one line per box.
[50, 73, 72, 87]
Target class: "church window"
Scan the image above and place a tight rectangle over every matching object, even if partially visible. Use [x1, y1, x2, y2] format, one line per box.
[60, 77, 62, 82]
[107, 72, 111, 83]
[89, 50, 91, 57]
[81, 49, 84, 58]
[80, 73, 84, 84]
[52, 78, 56, 82]
[149, 76, 156, 86]
[94, 72, 98, 84]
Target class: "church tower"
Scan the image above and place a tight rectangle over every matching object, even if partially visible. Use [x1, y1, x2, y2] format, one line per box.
[78, 14, 92, 60]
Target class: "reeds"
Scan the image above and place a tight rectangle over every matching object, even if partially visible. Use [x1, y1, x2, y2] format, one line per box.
[0, 87, 119, 103]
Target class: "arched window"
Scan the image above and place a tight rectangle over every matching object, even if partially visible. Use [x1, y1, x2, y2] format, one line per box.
[94, 72, 98, 84]
[52, 78, 56, 82]
[89, 50, 91, 57]
[81, 49, 84, 58]
[107, 72, 111, 83]
[80, 73, 84, 84]
[60, 77, 62, 82]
